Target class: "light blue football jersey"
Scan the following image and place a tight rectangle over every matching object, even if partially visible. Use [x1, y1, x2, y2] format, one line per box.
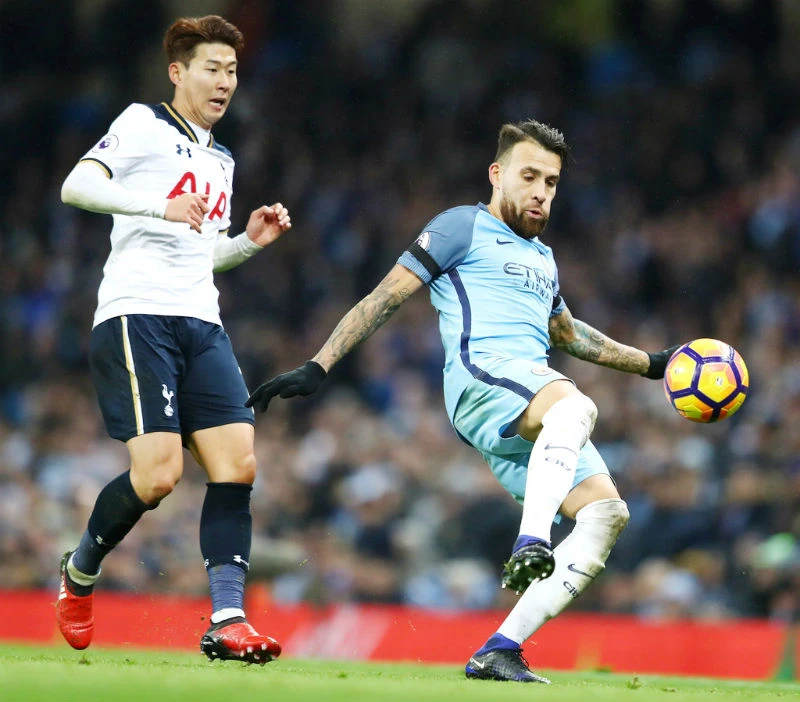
[398, 203, 566, 422]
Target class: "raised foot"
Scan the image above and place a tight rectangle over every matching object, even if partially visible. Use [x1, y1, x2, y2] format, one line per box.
[501, 542, 555, 595]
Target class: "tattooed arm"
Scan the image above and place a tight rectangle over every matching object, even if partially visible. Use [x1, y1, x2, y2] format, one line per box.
[313, 264, 424, 372]
[548, 306, 650, 374]
[245, 264, 424, 413]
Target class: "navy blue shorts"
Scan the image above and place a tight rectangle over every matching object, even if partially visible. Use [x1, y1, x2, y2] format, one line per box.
[89, 315, 254, 443]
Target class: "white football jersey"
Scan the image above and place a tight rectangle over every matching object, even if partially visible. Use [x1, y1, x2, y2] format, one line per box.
[82, 102, 235, 327]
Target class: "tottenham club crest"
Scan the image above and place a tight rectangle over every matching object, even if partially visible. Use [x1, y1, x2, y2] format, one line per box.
[161, 384, 175, 417]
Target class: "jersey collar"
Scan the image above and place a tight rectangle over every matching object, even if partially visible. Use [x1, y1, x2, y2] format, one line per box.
[159, 102, 215, 148]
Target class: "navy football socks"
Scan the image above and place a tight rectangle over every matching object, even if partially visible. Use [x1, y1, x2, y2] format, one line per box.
[207, 564, 247, 620]
[72, 470, 153, 578]
[200, 482, 253, 619]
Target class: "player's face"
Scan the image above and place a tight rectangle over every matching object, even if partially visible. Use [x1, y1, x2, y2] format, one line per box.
[170, 42, 238, 129]
[491, 140, 562, 240]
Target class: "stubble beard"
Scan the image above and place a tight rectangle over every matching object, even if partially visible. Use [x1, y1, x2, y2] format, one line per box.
[499, 196, 548, 240]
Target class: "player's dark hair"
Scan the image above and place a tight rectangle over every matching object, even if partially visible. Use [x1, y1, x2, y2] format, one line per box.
[163, 15, 244, 66]
[495, 119, 571, 167]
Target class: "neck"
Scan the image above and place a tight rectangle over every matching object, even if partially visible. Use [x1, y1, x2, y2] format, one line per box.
[171, 101, 211, 131]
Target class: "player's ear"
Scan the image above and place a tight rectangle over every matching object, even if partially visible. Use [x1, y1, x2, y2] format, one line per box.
[168, 62, 182, 87]
[488, 162, 502, 188]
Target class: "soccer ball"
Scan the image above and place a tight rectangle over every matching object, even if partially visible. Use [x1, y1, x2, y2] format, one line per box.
[663, 338, 749, 423]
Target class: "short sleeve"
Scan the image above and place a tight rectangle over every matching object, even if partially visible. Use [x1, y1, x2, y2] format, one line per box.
[79, 104, 154, 179]
[397, 206, 477, 284]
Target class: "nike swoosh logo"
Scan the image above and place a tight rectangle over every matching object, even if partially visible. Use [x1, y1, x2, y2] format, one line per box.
[468, 657, 486, 669]
[545, 443, 578, 456]
[567, 563, 596, 579]
[496, 238, 513, 245]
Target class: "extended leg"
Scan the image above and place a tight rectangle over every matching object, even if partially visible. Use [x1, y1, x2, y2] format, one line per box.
[57, 433, 179, 650]
[467, 496, 629, 682]
[499, 498, 630, 641]
[502, 393, 598, 594]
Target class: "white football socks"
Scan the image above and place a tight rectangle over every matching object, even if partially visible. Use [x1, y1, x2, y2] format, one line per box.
[211, 607, 246, 624]
[498, 498, 630, 644]
[518, 394, 597, 544]
[67, 555, 100, 586]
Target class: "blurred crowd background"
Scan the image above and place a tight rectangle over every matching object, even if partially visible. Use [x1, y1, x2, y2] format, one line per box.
[2, 0, 800, 623]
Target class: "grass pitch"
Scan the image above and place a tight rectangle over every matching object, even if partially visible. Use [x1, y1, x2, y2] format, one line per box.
[0, 642, 797, 702]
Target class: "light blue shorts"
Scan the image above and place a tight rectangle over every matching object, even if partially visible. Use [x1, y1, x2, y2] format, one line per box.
[452, 357, 609, 504]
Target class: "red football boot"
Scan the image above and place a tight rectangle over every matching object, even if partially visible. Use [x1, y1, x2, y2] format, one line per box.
[56, 552, 94, 650]
[200, 617, 281, 665]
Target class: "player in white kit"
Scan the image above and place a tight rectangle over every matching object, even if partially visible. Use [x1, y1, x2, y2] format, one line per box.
[56, 15, 288, 664]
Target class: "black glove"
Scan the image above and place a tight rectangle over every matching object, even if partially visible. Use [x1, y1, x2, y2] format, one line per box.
[642, 345, 681, 380]
[245, 360, 327, 413]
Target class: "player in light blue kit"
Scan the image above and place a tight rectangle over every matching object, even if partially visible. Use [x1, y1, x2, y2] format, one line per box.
[247, 120, 677, 683]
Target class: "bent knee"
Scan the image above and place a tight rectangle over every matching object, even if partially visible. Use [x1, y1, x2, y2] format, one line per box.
[130, 464, 182, 505]
[144, 470, 182, 503]
[579, 497, 630, 536]
[607, 498, 630, 534]
[147, 477, 180, 503]
[208, 451, 257, 485]
[234, 452, 257, 484]
[543, 393, 598, 439]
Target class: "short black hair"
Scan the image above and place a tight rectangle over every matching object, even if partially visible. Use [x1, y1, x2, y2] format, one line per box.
[494, 119, 571, 166]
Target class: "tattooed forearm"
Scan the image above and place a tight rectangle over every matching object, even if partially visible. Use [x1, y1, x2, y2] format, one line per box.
[552, 317, 650, 374]
[565, 320, 605, 363]
[316, 271, 414, 368]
